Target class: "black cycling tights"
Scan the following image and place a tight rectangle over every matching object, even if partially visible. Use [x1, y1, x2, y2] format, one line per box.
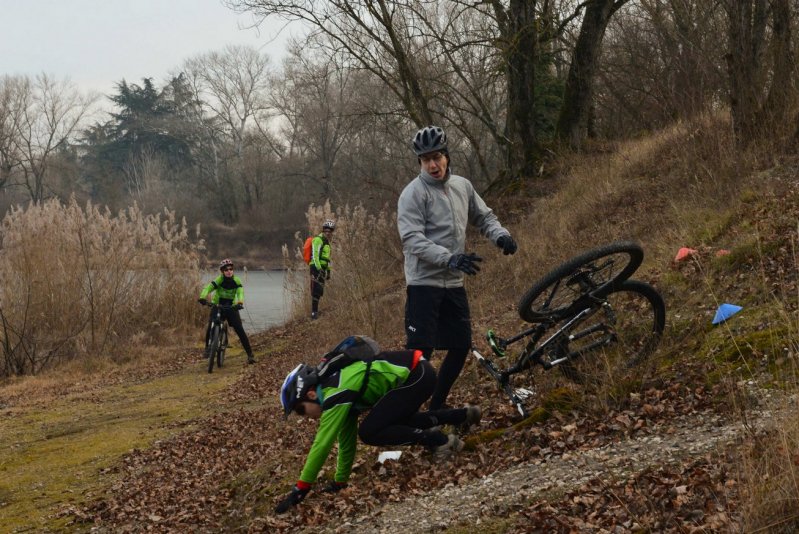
[420, 347, 468, 410]
[358, 360, 467, 448]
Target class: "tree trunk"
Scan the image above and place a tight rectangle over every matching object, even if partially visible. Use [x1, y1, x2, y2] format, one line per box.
[760, 0, 795, 129]
[724, 0, 769, 144]
[503, 0, 539, 180]
[556, 0, 628, 148]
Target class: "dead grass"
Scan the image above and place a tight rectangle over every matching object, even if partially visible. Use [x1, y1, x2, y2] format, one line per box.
[0, 198, 204, 377]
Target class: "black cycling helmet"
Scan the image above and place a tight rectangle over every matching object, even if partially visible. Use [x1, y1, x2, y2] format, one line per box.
[280, 363, 318, 419]
[412, 125, 448, 156]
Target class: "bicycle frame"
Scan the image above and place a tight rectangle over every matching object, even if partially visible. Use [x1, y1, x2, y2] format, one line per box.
[204, 304, 233, 357]
[207, 304, 232, 331]
[472, 298, 617, 417]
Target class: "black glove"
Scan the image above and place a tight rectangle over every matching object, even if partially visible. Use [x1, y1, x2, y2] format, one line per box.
[325, 270, 331, 281]
[275, 485, 310, 514]
[448, 253, 483, 275]
[496, 235, 518, 255]
[319, 481, 348, 493]
[198, 298, 207, 305]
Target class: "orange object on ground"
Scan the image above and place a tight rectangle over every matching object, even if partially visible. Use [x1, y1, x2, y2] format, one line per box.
[674, 247, 698, 262]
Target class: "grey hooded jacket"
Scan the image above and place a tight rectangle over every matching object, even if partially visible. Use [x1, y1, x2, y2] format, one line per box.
[397, 170, 510, 287]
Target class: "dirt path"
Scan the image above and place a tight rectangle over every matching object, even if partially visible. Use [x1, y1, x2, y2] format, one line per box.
[308, 395, 782, 533]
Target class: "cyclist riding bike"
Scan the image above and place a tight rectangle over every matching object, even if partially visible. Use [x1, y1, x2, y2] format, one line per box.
[198, 258, 255, 364]
[275, 343, 481, 513]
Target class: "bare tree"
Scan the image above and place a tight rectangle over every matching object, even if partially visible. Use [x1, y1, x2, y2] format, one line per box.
[556, 0, 631, 147]
[182, 45, 274, 157]
[180, 46, 275, 219]
[0, 77, 25, 192]
[272, 45, 362, 198]
[227, 0, 611, 184]
[5, 74, 97, 202]
[722, 0, 796, 144]
[591, 1, 727, 137]
[228, 0, 534, 184]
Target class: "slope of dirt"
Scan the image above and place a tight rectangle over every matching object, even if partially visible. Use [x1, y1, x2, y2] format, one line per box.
[5, 161, 799, 533]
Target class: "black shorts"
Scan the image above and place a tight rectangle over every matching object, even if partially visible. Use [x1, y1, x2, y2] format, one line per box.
[404, 285, 471, 350]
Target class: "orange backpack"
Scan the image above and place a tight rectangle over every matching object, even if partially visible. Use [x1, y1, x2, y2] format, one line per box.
[302, 236, 314, 264]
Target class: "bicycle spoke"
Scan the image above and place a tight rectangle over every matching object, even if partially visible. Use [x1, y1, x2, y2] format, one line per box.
[558, 280, 665, 389]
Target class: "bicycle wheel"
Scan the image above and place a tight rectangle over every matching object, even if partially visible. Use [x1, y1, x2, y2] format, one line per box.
[556, 279, 665, 386]
[216, 326, 227, 368]
[208, 324, 221, 374]
[518, 241, 644, 323]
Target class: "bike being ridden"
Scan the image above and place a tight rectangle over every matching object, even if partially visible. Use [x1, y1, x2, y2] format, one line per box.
[198, 258, 255, 364]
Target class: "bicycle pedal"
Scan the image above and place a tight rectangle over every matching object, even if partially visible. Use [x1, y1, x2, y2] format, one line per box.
[514, 387, 535, 401]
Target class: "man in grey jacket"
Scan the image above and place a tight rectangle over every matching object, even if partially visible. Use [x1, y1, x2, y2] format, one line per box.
[397, 125, 518, 409]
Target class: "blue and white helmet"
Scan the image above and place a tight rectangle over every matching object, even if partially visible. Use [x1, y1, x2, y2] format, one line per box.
[280, 364, 318, 419]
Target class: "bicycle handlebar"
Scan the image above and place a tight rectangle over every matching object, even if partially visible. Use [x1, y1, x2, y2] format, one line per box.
[199, 301, 242, 310]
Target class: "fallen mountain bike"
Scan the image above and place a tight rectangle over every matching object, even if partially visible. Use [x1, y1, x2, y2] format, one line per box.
[472, 241, 666, 417]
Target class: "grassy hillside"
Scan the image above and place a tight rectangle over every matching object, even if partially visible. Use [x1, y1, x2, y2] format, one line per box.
[2, 114, 799, 531]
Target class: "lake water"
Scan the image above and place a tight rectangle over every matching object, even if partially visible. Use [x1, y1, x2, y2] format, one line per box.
[205, 270, 292, 333]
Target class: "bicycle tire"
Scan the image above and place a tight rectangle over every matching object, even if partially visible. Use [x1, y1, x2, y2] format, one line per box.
[216, 326, 227, 368]
[556, 279, 665, 386]
[518, 241, 644, 323]
[208, 324, 221, 374]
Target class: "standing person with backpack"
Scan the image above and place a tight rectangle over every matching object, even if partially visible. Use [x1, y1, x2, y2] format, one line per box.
[397, 125, 518, 410]
[198, 258, 256, 364]
[306, 220, 335, 320]
[274, 335, 481, 514]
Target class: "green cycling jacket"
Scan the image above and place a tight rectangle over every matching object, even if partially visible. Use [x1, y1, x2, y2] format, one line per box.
[311, 234, 331, 271]
[199, 274, 244, 305]
[298, 351, 418, 485]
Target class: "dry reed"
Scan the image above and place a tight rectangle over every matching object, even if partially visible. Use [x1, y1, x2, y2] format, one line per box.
[0, 198, 203, 376]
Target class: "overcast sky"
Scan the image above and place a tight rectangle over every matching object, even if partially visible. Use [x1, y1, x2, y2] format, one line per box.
[1, 0, 295, 97]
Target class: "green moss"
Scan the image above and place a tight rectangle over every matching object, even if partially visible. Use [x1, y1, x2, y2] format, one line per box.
[465, 389, 578, 448]
[0, 360, 246, 532]
[690, 302, 797, 391]
[540, 387, 578, 412]
[691, 208, 737, 245]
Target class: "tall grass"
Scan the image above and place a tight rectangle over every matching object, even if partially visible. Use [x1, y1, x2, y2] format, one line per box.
[0, 198, 203, 376]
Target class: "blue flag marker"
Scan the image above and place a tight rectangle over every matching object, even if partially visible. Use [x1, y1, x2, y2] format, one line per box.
[712, 303, 743, 325]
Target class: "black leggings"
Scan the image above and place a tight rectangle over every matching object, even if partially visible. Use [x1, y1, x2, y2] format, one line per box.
[417, 347, 468, 410]
[310, 267, 326, 313]
[358, 360, 468, 448]
[205, 306, 252, 354]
